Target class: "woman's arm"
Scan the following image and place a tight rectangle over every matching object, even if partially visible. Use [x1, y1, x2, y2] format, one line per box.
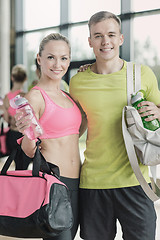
[15, 89, 43, 157]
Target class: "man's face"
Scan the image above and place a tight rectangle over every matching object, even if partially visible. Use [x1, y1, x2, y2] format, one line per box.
[88, 19, 124, 62]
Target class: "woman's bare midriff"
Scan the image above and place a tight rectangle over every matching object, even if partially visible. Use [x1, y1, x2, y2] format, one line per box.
[40, 134, 81, 178]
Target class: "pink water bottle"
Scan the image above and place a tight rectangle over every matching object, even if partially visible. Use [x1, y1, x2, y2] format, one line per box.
[10, 95, 43, 140]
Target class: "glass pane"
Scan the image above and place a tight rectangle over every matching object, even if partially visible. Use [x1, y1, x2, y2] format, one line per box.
[133, 15, 160, 87]
[69, 25, 95, 61]
[23, 0, 60, 30]
[70, 0, 121, 23]
[23, 29, 59, 88]
[132, 0, 160, 12]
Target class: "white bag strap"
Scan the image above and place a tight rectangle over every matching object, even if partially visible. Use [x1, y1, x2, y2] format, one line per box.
[126, 62, 141, 105]
[126, 62, 134, 105]
[134, 63, 141, 92]
[123, 62, 160, 201]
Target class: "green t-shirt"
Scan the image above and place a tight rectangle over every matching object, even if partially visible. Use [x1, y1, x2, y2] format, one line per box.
[69, 61, 160, 189]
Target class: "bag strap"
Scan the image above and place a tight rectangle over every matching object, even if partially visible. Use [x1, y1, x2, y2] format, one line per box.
[122, 107, 160, 201]
[0, 138, 60, 178]
[0, 116, 4, 135]
[126, 62, 141, 105]
[0, 139, 42, 176]
[123, 62, 160, 201]
[126, 62, 134, 105]
[134, 63, 141, 92]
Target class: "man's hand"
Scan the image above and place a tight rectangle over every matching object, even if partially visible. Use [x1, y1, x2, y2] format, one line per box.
[78, 64, 91, 72]
[137, 101, 160, 121]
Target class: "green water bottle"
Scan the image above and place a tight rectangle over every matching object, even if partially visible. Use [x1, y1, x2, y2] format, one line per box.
[131, 90, 160, 131]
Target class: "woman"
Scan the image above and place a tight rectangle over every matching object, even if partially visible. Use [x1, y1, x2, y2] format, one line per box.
[3, 64, 27, 163]
[15, 33, 82, 240]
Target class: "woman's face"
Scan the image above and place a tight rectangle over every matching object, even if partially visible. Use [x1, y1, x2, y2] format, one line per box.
[37, 40, 70, 81]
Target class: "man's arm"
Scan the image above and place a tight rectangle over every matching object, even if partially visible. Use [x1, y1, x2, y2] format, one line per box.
[69, 76, 88, 136]
[78, 102, 87, 137]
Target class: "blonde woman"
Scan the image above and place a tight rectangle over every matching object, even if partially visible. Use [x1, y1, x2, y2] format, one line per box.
[15, 33, 82, 240]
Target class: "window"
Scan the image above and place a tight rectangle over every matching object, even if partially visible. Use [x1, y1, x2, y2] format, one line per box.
[69, 25, 94, 61]
[69, 0, 121, 23]
[133, 15, 160, 86]
[132, 0, 160, 12]
[14, 0, 160, 88]
[24, 29, 59, 87]
[23, 0, 60, 30]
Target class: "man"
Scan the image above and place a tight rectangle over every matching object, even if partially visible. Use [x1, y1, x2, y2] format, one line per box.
[69, 11, 160, 240]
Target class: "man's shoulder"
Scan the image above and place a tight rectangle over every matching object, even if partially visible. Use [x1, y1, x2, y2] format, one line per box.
[72, 70, 89, 79]
[140, 64, 155, 77]
[131, 62, 152, 73]
[70, 70, 90, 85]
[129, 62, 154, 77]
[71, 72, 81, 80]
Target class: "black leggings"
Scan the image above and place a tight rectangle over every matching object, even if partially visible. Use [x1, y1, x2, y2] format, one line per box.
[44, 176, 80, 240]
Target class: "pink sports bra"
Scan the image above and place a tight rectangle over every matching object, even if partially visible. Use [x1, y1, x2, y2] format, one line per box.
[7, 90, 21, 116]
[32, 86, 82, 139]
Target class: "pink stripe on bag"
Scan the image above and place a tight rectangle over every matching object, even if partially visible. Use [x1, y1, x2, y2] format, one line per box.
[0, 175, 46, 218]
[0, 170, 66, 218]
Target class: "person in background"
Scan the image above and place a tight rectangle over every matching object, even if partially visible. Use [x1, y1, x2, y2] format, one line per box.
[69, 11, 160, 240]
[15, 33, 82, 240]
[3, 64, 27, 163]
[0, 97, 3, 116]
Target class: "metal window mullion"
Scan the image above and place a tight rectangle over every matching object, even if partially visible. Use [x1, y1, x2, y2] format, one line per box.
[121, 0, 133, 61]
[60, 0, 69, 83]
[15, 0, 24, 64]
[60, 0, 69, 37]
[0, 0, 10, 97]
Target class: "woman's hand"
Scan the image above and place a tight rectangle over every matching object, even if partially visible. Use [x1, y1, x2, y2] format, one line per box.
[14, 111, 32, 134]
[15, 111, 39, 156]
[78, 64, 91, 72]
[137, 101, 160, 121]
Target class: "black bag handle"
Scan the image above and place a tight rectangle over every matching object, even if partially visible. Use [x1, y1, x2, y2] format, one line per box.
[0, 138, 60, 178]
[0, 115, 4, 135]
[33, 139, 60, 177]
[1, 122, 4, 135]
[0, 148, 18, 174]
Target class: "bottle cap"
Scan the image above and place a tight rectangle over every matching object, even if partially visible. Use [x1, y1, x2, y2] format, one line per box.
[131, 91, 143, 104]
[10, 95, 28, 109]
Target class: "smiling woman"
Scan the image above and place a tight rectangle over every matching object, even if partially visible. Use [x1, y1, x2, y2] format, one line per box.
[14, 33, 82, 240]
